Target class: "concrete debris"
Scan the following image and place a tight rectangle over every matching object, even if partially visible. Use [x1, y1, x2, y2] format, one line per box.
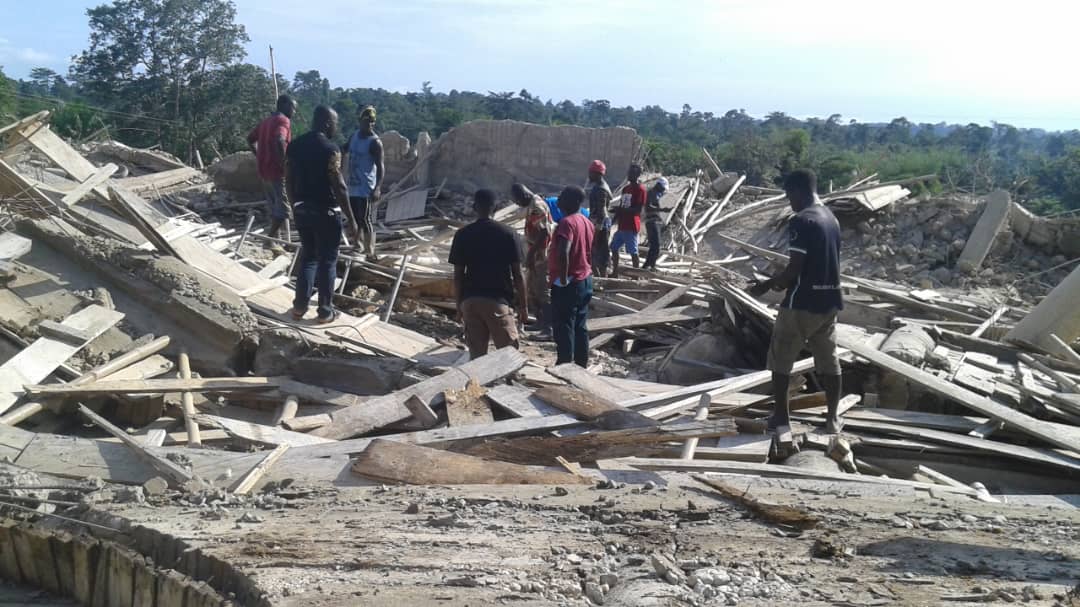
[0, 111, 1075, 607]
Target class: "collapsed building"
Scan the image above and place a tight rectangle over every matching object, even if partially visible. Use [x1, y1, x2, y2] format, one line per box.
[0, 112, 1076, 606]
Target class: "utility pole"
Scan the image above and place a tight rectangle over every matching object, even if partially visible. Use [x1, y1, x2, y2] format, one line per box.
[270, 45, 279, 99]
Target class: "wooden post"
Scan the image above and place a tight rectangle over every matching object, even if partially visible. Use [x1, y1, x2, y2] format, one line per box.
[230, 444, 290, 495]
[233, 213, 256, 259]
[77, 404, 197, 489]
[177, 350, 201, 446]
[680, 393, 712, 460]
[272, 395, 299, 426]
[382, 254, 409, 322]
[269, 45, 278, 100]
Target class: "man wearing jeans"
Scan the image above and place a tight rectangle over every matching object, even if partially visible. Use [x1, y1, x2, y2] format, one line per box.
[285, 106, 358, 324]
[749, 169, 844, 436]
[343, 105, 384, 261]
[449, 189, 528, 359]
[247, 95, 296, 243]
[610, 164, 646, 277]
[549, 186, 595, 367]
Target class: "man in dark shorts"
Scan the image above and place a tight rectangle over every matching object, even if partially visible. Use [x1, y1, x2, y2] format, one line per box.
[750, 168, 844, 435]
[343, 105, 384, 261]
[549, 186, 595, 367]
[586, 160, 612, 277]
[286, 106, 358, 324]
[642, 177, 668, 270]
[247, 94, 297, 242]
[449, 189, 528, 359]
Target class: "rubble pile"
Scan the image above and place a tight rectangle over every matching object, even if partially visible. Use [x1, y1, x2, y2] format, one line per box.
[0, 111, 1076, 605]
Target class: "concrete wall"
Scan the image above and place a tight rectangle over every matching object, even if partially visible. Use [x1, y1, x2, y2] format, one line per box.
[425, 120, 642, 195]
[1010, 204, 1080, 257]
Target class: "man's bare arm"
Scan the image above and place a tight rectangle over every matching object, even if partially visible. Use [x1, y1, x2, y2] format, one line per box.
[328, 151, 357, 232]
[371, 138, 385, 200]
[512, 263, 528, 321]
[749, 251, 805, 296]
[275, 136, 287, 173]
[556, 238, 571, 285]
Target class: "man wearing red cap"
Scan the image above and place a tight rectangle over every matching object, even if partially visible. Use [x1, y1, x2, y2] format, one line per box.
[586, 160, 612, 277]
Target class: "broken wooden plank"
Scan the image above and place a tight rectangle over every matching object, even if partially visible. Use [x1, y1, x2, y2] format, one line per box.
[1049, 334, 1080, 367]
[461, 420, 737, 465]
[351, 438, 591, 485]
[25, 376, 283, 397]
[60, 163, 117, 206]
[1018, 353, 1080, 393]
[1006, 264, 1080, 353]
[194, 414, 333, 447]
[545, 363, 625, 402]
[591, 285, 691, 349]
[35, 320, 94, 345]
[534, 385, 657, 429]
[282, 414, 331, 432]
[680, 393, 712, 460]
[837, 332, 1080, 453]
[272, 395, 300, 426]
[311, 347, 527, 440]
[107, 184, 181, 257]
[485, 384, 563, 418]
[587, 305, 708, 333]
[914, 464, 997, 502]
[444, 379, 493, 427]
[0, 305, 124, 415]
[229, 444, 290, 495]
[693, 475, 820, 529]
[76, 404, 199, 489]
[957, 191, 1011, 273]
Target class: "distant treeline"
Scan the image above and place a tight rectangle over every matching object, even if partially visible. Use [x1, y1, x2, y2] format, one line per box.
[1, 0, 1079, 214]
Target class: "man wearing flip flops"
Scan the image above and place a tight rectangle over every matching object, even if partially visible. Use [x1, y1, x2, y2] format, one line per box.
[749, 169, 845, 449]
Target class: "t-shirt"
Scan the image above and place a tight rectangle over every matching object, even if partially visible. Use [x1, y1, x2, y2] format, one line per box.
[587, 180, 612, 227]
[346, 131, 379, 197]
[645, 188, 664, 223]
[782, 204, 844, 313]
[247, 113, 291, 181]
[286, 131, 341, 210]
[548, 212, 594, 285]
[615, 183, 647, 232]
[449, 218, 523, 304]
[523, 194, 553, 256]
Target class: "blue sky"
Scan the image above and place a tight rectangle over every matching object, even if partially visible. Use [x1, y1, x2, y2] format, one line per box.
[3, 0, 1079, 130]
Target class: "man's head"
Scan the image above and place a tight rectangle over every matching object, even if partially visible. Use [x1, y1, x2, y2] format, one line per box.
[652, 177, 669, 195]
[359, 105, 377, 135]
[783, 169, 818, 211]
[473, 188, 496, 218]
[557, 185, 586, 217]
[587, 159, 606, 183]
[276, 95, 296, 118]
[627, 164, 642, 183]
[312, 105, 339, 139]
[511, 183, 534, 207]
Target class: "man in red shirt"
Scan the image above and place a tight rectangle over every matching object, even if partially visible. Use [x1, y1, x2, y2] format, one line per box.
[548, 185, 595, 367]
[610, 164, 646, 277]
[247, 95, 297, 241]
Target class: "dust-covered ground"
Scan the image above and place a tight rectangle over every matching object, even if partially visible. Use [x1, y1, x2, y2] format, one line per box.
[95, 474, 1080, 606]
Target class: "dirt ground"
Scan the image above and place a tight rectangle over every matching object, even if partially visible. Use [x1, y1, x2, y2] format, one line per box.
[93, 473, 1080, 607]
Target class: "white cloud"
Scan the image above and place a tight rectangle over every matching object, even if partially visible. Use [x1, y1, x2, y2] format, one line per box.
[16, 47, 53, 63]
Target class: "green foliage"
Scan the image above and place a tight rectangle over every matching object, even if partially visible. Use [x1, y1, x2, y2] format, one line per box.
[0, 67, 15, 121]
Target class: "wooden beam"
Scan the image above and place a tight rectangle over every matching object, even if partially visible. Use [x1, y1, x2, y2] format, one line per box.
[837, 333, 1080, 453]
[534, 385, 657, 429]
[351, 439, 591, 485]
[591, 285, 692, 350]
[194, 414, 333, 447]
[461, 420, 736, 465]
[545, 364, 625, 402]
[0, 305, 124, 415]
[1018, 353, 1080, 393]
[282, 414, 331, 432]
[1049, 334, 1080, 367]
[957, 191, 1011, 273]
[60, 163, 117, 206]
[680, 394, 712, 460]
[77, 404, 198, 489]
[25, 376, 283, 397]
[444, 379, 493, 427]
[1006, 264, 1080, 353]
[587, 305, 708, 333]
[230, 444, 290, 495]
[311, 347, 527, 440]
[107, 185, 180, 257]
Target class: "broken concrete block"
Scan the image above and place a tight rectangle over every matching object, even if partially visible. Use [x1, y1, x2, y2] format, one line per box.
[208, 151, 262, 194]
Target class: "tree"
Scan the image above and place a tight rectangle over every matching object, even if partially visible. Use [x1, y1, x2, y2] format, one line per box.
[0, 67, 15, 121]
[292, 70, 331, 107]
[71, 0, 249, 154]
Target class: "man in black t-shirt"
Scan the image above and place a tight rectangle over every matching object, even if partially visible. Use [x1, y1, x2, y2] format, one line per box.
[449, 189, 528, 359]
[750, 169, 845, 438]
[285, 105, 358, 324]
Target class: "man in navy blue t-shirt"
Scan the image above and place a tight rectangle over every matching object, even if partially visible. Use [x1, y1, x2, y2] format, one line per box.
[750, 169, 844, 436]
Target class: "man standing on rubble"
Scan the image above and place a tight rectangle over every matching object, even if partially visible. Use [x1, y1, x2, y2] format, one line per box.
[550, 186, 595, 367]
[512, 183, 553, 337]
[343, 105, 384, 261]
[286, 106, 358, 324]
[749, 169, 844, 435]
[586, 160, 612, 277]
[610, 164, 646, 277]
[642, 177, 668, 270]
[247, 95, 297, 243]
[449, 189, 528, 359]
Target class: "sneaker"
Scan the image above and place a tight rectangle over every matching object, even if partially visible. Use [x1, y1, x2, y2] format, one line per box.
[269, 244, 287, 256]
[289, 308, 306, 321]
[315, 310, 340, 325]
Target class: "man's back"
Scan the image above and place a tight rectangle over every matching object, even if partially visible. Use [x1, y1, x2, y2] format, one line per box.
[449, 218, 522, 304]
[784, 204, 843, 313]
[549, 212, 595, 284]
[588, 180, 612, 222]
[287, 131, 339, 208]
[251, 113, 291, 181]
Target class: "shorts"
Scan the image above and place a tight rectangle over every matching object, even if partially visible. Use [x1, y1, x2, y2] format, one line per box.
[262, 178, 289, 221]
[610, 230, 639, 255]
[766, 307, 841, 376]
